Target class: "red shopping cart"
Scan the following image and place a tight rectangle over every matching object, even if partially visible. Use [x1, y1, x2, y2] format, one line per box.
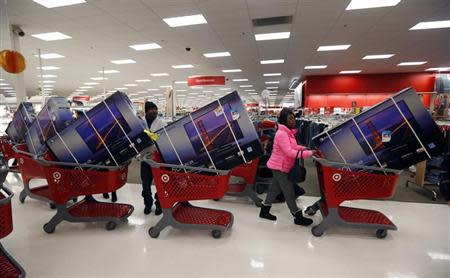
[219, 157, 262, 207]
[0, 186, 26, 277]
[145, 153, 233, 239]
[0, 136, 20, 172]
[306, 157, 402, 238]
[13, 145, 134, 233]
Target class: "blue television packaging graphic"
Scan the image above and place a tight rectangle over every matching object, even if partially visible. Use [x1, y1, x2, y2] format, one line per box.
[5, 102, 35, 143]
[25, 97, 73, 155]
[313, 87, 444, 169]
[155, 91, 263, 170]
[46, 91, 150, 165]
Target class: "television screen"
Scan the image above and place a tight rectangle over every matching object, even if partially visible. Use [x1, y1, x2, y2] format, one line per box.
[6, 102, 35, 143]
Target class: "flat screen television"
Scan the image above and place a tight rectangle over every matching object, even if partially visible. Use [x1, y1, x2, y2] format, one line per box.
[5, 102, 35, 143]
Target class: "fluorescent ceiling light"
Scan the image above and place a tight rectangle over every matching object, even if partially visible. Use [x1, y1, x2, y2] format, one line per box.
[136, 79, 151, 83]
[37, 66, 60, 70]
[111, 59, 136, 65]
[232, 79, 248, 82]
[115, 87, 127, 90]
[99, 70, 119, 74]
[177, 94, 187, 97]
[90, 77, 108, 80]
[410, 20, 450, 30]
[163, 14, 207, 27]
[175, 81, 188, 84]
[346, 0, 401, 10]
[43, 88, 53, 91]
[177, 89, 188, 92]
[160, 85, 172, 88]
[129, 43, 162, 51]
[363, 54, 394, 59]
[43, 80, 56, 83]
[426, 67, 450, 71]
[245, 89, 256, 92]
[222, 69, 241, 73]
[31, 32, 71, 41]
[203, 90, 213, 93]
[255, 32, 290, 41]
[203, 52, 231, 58]
[317, 44, 351, 51]
[33, 0, 86, 8]
[34, 53, 65, 59]
[172, 64, 194, 69]
[248, 93, 258, 95]
[191, 86, 203, 89]
[304, 65, 328, 69]
[260, 59, 284, 64]
[265, 81, 280, 84]
[240, 85, 253, 88]
[147, 89, 159, 91]
[38, 74, 57, 78]
[43, 85, 54, 88]
[84, 82, 99, 85]
[79, 86, 92, 89]
[76, 89, 87, 92]
[263, 73, 282, 76]
[340, 70, 362, 74]
[189, 93, 199, 95]
[219, 88, 230, 90]
[151, 73, 169, 77]
[0, 83, 9, 86]
[154, 94, 164, 96]
[266, 87, 278, 89]
[398, 61, 427, 66]
[124, 84, 138, 87]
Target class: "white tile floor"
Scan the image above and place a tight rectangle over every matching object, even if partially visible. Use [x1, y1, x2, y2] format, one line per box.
[2, 173, 450, 278]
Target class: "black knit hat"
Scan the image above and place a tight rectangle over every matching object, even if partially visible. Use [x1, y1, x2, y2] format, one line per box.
[145, 101, 157, 113]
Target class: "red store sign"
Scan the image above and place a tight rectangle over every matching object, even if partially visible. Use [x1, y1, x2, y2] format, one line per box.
[188, 76, 226, 86]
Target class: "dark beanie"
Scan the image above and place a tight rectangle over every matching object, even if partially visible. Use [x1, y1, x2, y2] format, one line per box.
[145, 101, 157, 113]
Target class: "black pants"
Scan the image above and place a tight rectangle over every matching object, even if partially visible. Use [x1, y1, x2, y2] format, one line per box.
[140, 161, 159, 207]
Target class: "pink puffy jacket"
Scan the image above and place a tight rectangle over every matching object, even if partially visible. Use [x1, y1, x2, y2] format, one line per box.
[267, 124, 314, 173]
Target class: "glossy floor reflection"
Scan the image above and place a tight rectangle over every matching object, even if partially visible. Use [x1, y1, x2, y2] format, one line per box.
[2, 174, 450, 278]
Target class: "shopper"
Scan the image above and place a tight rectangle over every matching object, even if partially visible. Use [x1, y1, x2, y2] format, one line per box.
[259, 108, 315, 226]
[141, 101, 165, 215]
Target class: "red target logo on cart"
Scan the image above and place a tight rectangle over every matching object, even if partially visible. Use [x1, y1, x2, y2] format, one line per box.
[161, 174, 170, 183]
[53, 171, 62, 183]
[332, 173, 341, 182]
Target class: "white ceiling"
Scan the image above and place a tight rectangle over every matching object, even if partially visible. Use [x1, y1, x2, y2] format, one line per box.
[1, 0, 449, 106]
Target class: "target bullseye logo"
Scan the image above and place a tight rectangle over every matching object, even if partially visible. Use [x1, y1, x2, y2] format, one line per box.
[332, 173, 341, 182]
[161, 174, 170, 183]
[53, 171, 61, 183]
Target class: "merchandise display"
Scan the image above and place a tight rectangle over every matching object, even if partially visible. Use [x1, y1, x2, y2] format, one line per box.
[47, 91, 150, 166]
[5, 102, 35, 143]
[155, 91, 263, 170]
[313, 87, 445, 169]
[25, 97, 73, 155]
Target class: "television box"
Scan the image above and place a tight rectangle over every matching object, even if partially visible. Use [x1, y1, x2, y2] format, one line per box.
[313, 87, 444, 169]
[46, 91, 149, 166]
[5, 102, 35, 143]
[25, 97, 73, 155]
[155, 91, 263, 170]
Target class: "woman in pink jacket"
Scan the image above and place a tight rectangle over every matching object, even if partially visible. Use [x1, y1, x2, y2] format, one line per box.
[259, 108, 315, 226]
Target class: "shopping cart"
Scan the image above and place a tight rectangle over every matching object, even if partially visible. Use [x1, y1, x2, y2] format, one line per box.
[144, 153, 234, 239]
[0, 185, 26, 278]
[0, 136, 20, 173]
[219, 158, 263, 207]
[306, 157, 402, 238]
[13, 145, 134, 233]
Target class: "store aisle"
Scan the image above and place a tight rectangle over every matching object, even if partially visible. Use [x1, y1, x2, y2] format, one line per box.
[2, 174, 449, 278]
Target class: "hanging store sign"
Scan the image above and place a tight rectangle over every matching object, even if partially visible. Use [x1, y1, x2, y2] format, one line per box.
[188, 76, 226, 86]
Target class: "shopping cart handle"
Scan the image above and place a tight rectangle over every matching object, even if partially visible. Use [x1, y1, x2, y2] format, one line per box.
[11, 144, 39, 159]
[140, 154, 230, 175]
[34, 156, 130, 170]
[313, 156, 403, 175]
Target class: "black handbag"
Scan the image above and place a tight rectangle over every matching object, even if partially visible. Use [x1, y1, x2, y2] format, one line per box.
[288, 150, 307, 183]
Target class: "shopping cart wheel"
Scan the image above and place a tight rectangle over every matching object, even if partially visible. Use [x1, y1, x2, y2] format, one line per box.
[105, 221, 116, 231]
[213, 199, 220, 201]
[49, 203, 56, 210]
[148, 227, 159, 238]
[305, 206, 317, 216]
[376, 229, 387, 239]
[211, 230, 222, 239]
[311, 226, 323, 237]
[43, 223, 55, 234]
[72, 198, 78, 203]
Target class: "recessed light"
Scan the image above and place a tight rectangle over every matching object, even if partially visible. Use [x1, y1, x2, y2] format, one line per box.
[363, 54, 394, 59]
[410, 20, 450, 30]
[79, 86, 92, 89]
[98, 70, 119, 74]
[33, 0, 86, 8]
[232, 79, 248, 82]
[222, 69, 241, 73]
[172, 64, 194, 69]
[397, 61, 427, 66]
[260, 59, 284, 64]
[203, 52, 231, 58]
[255, 32, 290, 41]
[129, 43, 162, 51]
[263, 73, 282, 76]
[34, 53, 65, 59]
[43, 80, 56, 83]
[340, 70, 362, 74]
[111, 59, 136, 65]
[163, 14, 207, 27]
[425, 67, 450, 71]
[124, 84, 138, 87]
[147, 89, 159, 91]
[136, 79, 151, 83]
[151, 73, 169, 77]
[265, 81, 280, 84]
[266, 87, 278, 89]
[175, 81, 188, 84]
[304, 65, 328, 69]
[37, 66, 60, 70]
[31, 32, 71, 41]
[160, 85, 172, 88]
[115, 87, 127, 90]
[84, 82, 99, 85]
[346, 0, 401, 10]
[90, 77, 108, 80]
[240, 85, 253, 88]
[317, 45, 351, 51]
[245, 89, 256, 92]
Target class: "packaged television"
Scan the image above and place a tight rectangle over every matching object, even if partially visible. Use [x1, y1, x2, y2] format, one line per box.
[5, 102, 35, 143]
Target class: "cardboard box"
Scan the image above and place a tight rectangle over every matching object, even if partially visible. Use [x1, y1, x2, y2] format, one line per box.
[5, 102, 35, 143]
